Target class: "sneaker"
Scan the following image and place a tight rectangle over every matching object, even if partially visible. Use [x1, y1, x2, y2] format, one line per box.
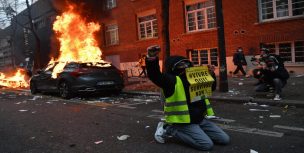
[274, 94, 281, 101]
[154, 122, 166, 143]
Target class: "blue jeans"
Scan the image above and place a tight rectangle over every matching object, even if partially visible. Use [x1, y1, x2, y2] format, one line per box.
[166, 119, 230, 151]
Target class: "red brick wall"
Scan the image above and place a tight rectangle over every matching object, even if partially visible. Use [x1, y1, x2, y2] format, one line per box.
[99, 0, 162, 63]
[99, 0, 304, 63]
[223, 0, 304, 56]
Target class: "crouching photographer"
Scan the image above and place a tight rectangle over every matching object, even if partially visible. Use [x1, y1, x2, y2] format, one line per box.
[251, 48, 289, 101]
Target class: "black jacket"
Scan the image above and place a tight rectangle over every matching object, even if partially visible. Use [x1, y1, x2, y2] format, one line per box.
[146, 56, 215, 124]
[233, 52, 247, 66]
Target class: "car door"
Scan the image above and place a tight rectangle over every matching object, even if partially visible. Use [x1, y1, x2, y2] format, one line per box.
[36, 64, 58, 91]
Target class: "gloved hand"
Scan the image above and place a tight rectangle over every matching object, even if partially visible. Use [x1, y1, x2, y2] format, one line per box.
[147, 45, 160, 57]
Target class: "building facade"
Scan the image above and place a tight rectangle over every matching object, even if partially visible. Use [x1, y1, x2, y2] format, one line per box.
[100, 0, 304, 76]
[1, 0, 303, 76]
[0, 0, 57, 72]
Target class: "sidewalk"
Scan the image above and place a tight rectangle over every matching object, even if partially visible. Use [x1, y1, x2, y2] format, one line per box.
[123, 74, 304, 107]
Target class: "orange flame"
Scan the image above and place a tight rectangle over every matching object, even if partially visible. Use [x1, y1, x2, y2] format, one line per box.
[49, 5, 109, 78]
[0, 69, 29, 88]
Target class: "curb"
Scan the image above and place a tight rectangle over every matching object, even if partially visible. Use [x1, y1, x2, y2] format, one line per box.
[122, 90, 304, 108]
[122, 90, 160, 96]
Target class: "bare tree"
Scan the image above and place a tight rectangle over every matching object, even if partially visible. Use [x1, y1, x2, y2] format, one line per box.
[0, 0, 42, 71]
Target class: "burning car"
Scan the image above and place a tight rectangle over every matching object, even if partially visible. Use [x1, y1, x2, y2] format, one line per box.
[0, 69, 30, 88]
[30, 62, 124, 99]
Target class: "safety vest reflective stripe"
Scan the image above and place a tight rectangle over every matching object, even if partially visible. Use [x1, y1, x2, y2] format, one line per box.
[164, 104, 189, 112]
[165, 101, 187, 107]
[165, 110, 189, 116]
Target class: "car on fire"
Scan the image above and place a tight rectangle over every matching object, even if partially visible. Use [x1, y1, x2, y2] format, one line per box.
[30, 62, 124, 99]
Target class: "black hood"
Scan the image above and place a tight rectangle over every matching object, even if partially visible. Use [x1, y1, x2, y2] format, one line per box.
[165, 56, 188, 74]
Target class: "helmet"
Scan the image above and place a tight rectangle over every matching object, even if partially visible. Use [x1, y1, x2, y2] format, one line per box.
[260, 48, 270, 54]
[147, 45, 160, 52]
[165, 56, 193, 75]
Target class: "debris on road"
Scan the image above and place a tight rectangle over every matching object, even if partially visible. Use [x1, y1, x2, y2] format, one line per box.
[18, 110, 28, 112]
[28, 96, 42, 101]
[250, 149, 258, 153]
[269, 115, 281, 118]
[259, 104, 269, 107]
[244, 102, 258, 106]
[249, 109, 269, 112]
[295, 74, 304, 77]
[94, 140, 103, 144]
[117, 135, 130, 141]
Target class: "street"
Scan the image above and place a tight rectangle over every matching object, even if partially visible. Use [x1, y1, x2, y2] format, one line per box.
[0, 89, 303, 153]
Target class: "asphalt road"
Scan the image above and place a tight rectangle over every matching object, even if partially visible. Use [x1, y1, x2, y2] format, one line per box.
[0, 89, 303, 153]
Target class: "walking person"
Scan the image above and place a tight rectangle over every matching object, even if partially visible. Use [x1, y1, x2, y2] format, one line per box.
[232, 47, 249, 77]
[138, 54, 147, 77]
[145, 45, 230, 151]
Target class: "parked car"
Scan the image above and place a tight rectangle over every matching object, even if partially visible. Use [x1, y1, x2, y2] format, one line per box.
[30, 62, 124, 99]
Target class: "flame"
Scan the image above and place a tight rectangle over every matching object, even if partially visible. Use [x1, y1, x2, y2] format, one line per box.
[0, 69, 29, 88]
[49, 5, 109, 78]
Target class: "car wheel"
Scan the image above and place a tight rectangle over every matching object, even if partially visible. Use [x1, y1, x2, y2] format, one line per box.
[59, 81, 73, 99]
[30, 81, 39, 94]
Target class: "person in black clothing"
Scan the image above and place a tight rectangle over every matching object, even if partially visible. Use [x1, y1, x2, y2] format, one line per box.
[145, 45, 229, 151]
[232, 47, 248, 77]
[254, 48, 289, 100]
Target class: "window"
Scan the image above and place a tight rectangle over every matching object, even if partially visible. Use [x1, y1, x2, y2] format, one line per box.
[259, 0, 304, 21]
[185, 0, 216, 32]
[105, 24, 119, 46]
[189, 48, 218, 66]
[262, 41, 304, 63]
[295, 41, 304, 62]
[34, 18, 46, 29]
[138, 14, 158, 40]
[106, 0, 117, 9]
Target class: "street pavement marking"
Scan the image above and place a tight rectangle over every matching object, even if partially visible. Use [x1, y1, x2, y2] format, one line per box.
[147, 114, 164, 119]
[118, 105, 136, 109]
[217, 124, 284, 138]
[211, 118, 236, 123]
[273, 125, 304, 132]
[127, 101, 155, 106]
[151, 109, 163, 113]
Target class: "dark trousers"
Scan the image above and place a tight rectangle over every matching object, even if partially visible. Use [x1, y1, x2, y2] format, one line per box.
[139, 66, 147, 77]
[255, 78, 286, 95]
[233, 64, 246, 75]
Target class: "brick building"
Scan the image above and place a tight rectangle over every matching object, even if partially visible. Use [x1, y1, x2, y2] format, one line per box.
[100, 0, 304, 76]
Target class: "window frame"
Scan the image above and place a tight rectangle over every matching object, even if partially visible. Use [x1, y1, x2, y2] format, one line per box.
[137, 14, 158, 40]
[188, 48, 219, 66]
[106, 0, 117, 10]
[185, 0, 217, 33]
[262, 41, 304, 64]
[105, 24, 119, 46]
[258, 0, 304, 22]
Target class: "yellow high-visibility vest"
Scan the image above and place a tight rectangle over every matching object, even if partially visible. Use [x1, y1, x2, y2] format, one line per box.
[164, 76, 215, 123]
